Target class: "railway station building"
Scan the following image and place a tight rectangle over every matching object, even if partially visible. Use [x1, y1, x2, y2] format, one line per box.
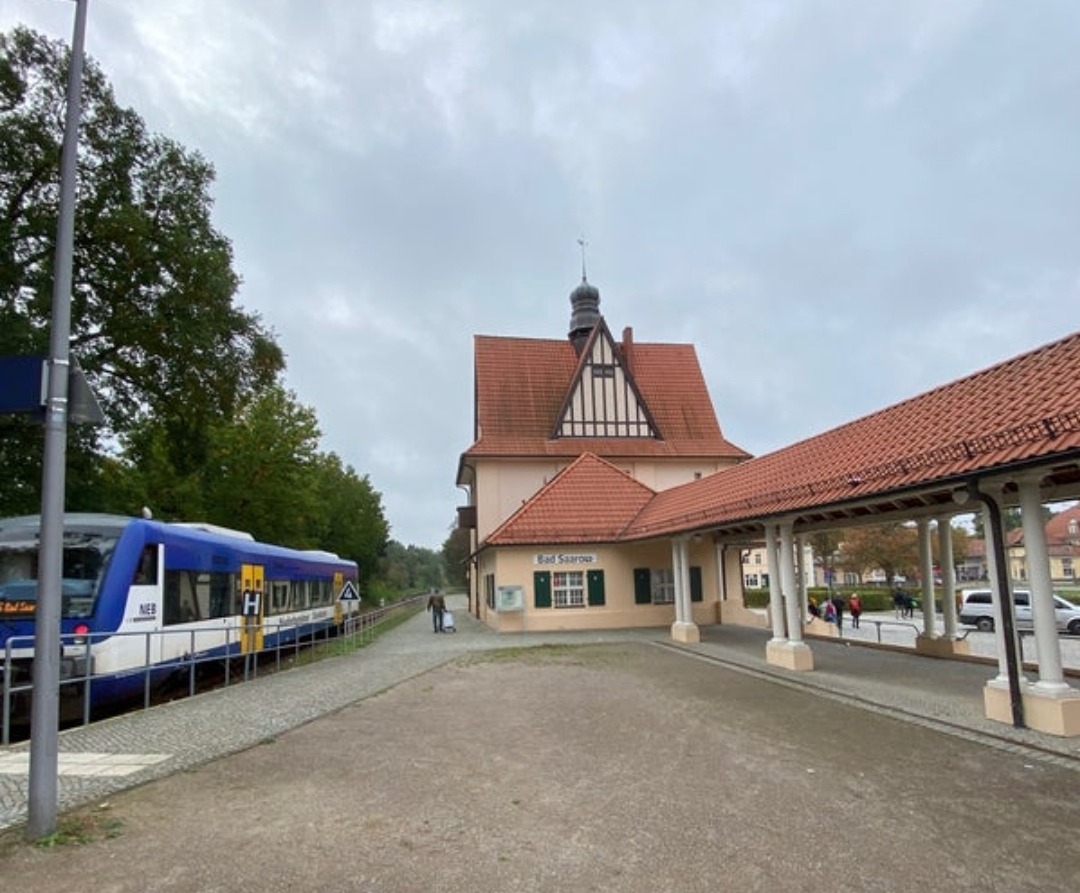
[455, 274, 1080, 736]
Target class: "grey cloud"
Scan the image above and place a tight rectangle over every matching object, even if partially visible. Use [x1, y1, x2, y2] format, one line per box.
[2, 0, 1078, 545]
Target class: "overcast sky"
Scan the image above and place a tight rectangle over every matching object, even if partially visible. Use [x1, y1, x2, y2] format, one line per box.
[2, 1, 1078, 548]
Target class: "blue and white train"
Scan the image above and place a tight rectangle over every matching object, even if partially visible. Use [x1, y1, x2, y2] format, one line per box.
[0, 513, 359, 723]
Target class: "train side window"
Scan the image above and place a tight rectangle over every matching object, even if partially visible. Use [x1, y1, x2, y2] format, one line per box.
[269, 580, 289, 614]
[290, 580, 308, 610]
[162, 571, 198, 625]
[133, 546, 158, 586]
[163, 572, 182, 625]
[207, 573, 231, 618]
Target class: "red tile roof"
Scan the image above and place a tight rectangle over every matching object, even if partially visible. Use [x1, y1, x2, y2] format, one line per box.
[626, 330, 1080, 539]
[486, 453, 656, 546]
[1043, 504, 1080, 545]
[1008, 503, 1080, 552]
[462, 330, 748, 461]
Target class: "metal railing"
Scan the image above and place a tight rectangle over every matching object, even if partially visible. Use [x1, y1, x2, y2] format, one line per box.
[2, 594, 425, 744]
[812, 615, 972, 647]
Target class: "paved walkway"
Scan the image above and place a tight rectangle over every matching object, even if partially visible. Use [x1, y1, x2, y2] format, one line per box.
[1, 595, 1078, 832]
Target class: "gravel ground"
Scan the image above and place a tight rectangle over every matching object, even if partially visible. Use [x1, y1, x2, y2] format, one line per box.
[1, 641, 1077, 893]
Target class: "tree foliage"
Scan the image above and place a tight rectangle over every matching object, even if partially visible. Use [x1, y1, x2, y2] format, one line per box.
[807, 530, 843, 583]
[441, 524, 470, 588]
[0, 27, 396, 583]
[378, 541, 445, 593]
[838, 522, 918, 585]
[0, 26, 282, 516]
[308, 452, 390, 594]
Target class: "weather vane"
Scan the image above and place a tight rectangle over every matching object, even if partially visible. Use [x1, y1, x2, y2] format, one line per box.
[577, 235, 588, 281]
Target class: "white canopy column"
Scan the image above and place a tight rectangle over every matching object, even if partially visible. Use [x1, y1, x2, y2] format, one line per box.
[1017, 476, 1069, 696]
[937, 516, 958, 639]
[915, 516, 968, 658]
[670, 535, 699, 644]
[980, 479, 1080, 736]
[766, 520, 814, 671]
[779, 522, 804, 645]
[764, 524, 786, 643]
[917, 518, 937, 638]
[796, 533, 808, 619]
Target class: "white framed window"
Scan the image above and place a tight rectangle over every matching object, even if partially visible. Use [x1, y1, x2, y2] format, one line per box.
[744, 573, 759, 589]
[651, 568, 675, 604]
[553, 571, 585, 608]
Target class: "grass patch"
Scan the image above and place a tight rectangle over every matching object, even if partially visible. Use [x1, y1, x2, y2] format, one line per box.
[0, 803, 124, 852]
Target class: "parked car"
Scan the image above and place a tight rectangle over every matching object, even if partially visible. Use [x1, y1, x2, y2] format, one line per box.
[958, 588, 1080, 635]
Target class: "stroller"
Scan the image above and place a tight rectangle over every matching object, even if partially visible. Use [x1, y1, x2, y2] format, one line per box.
[441, 609, 456, 633]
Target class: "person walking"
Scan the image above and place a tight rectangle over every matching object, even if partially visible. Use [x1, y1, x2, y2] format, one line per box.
[832, 595, 845, 631]
[849, 592, 863, 629]
[427, 589, 446, 633]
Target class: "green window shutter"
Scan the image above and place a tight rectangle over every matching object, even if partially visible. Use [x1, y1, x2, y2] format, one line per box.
[587, 569, 605, 606]
[534, 571, 551, 608]
[690, 566, 703, 602]
[633, 568, 652, 604]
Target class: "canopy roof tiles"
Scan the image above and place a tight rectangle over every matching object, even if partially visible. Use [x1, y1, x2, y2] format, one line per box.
[626, 330, 1080, 540]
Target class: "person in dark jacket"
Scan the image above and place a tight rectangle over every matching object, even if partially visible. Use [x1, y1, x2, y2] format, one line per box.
[427, 589, 446, 633]
[831, 595, 845, 630]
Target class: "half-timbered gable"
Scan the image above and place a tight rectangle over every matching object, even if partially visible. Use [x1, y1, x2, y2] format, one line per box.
[552, 319, 660, 441]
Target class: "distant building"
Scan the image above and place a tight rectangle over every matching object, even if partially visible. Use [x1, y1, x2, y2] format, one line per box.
[1006, 503, 1080, 586]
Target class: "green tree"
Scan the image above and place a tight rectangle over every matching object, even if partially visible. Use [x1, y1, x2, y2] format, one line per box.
[838, 522, 918, 586]
[441, 524, 471, 588]
[203, 385, 324, 545]
[378, 541, 445, 592]
[807, 530, 843, 588]
[0, 27, 395, 579]
[308, 452, 390, 594]
[0, 26, 282, 515]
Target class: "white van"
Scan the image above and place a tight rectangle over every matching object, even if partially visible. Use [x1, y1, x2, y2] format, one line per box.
[958, 588, 1080, 635]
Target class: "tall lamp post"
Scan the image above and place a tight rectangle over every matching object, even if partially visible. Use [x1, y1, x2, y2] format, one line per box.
[27, 0, 89, 840]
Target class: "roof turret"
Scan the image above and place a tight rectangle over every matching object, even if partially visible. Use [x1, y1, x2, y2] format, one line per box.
[568, 238, 601, 353]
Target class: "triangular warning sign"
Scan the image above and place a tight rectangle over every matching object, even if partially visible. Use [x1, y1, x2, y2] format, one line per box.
[338, 580, 360, 602]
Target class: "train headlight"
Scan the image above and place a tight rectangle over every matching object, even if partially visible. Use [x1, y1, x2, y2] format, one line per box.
[73, 623, 90, 646]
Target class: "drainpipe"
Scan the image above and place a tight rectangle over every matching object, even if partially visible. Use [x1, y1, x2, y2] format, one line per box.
[964, 480, 1025, 728]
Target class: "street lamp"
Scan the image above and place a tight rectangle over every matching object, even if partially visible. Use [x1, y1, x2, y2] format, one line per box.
[27, 0, 89, 841]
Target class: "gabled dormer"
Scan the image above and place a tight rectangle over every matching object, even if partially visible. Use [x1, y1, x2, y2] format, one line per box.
[552, 317, 662, 440]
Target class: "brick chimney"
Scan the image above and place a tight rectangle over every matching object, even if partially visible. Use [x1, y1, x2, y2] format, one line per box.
[621, 326, 634, 369]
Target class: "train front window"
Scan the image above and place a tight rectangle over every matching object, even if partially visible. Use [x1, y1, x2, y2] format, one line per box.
[0, 531, 116, 619]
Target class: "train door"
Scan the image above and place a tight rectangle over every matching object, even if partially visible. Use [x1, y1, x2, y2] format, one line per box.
[333, 571, 345, 625]
[239, 564, 265, 655]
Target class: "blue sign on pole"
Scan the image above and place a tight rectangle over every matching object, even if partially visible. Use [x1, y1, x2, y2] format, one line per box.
[0, 355, 104, 424]
[0, 356, 46, 414]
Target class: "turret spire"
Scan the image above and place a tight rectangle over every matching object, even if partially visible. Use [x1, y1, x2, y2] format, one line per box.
[568, 237, 601, 354]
